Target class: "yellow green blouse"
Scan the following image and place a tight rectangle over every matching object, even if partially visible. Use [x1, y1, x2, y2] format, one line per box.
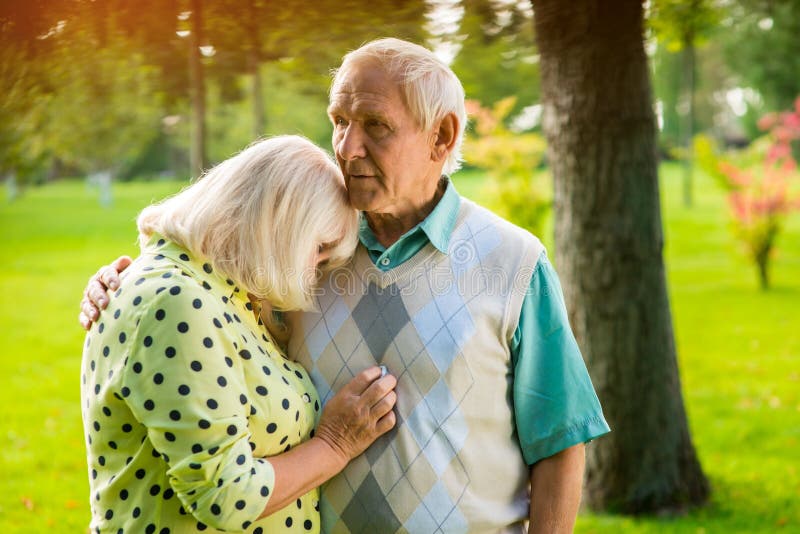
[81, 235, 322, 533]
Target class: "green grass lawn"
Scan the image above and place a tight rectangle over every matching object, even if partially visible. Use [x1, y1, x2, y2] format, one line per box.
[0, 164, 798, 532]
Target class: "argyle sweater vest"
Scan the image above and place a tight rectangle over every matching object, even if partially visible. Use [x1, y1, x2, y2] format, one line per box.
[287, 197, 545, 533]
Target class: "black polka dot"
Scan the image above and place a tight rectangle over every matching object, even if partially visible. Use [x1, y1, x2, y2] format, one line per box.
[198, 419, 211, 429]
[133, 296, 142, 306]
[211, 504, 221, 515]
[178, 384, 190, 396]
[202, 281, 211, 290]
[206, 399, 218, 409]
[212, 318, 222, 328]
[261, 486, 270, 497]
[143, 336, 153, 347]
[169, 286, 181, 296]
[153, 373, 164, 385]
[262, 366, 271, 375]
[203, 337, 213, 348]
[282, 398, 290, 410]
[236, 454, 246, 465]
[224, 357, 234, 368]
[190, 462, 202, 469]
[144, 399, 155, 411]
[239, 394, 247, 405]
[235, 500, 246, 510]
[286, 517, 293, 527]
[169, 410, 181, 421]
[121, 386, 131, 397]
[238, 349, 251, 360]
[217, 376, 227, 387]
[203, 263, 213, 273]
[135, 277, 145, 286]
[226, 424, 237, 436]
[193, 298, 202, 309]
[162, 272, 172, 279]
[304, 519, 313, 530]
[105, 509, 113, 520]
[192, 443, 203, 453]
[145, 524, 155, 534]
[294, 370, 304, 379]
[197, 522, 207, 531]
[254, 527, 264, 534]
[179, 253, 190, 261]
[190, 360, 202, 371]
[133, 506, 141, 517]
[98, 455, 105, 465]
[165, 346, 176, 358]
[102, 406, 111, 416]
[157, 239, 165, 246]
[120, 489, 128, 500]
[132, 362, 143, 373]
[114, 309, 121, 319]
[118, 332, 126, 343]
[135, 469, 146, 479]
[296, 498, 302, 509]
[163, 488, 174, 500]
[177, 322, 189, 333]
[150, 484, 160, 496]
[165, 431, 176, 442]
[266, 423, 277, 433]
[94, 384, 101, 395]
[155, 309, 166, 320]
[256, 386, 268, 396]
[102, 346, 109, 357]
[98, 323, 105, 333]
[122, 423, 133, 432]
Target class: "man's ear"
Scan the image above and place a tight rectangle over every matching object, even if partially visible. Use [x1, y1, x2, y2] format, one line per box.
[431, 112, 459, 163]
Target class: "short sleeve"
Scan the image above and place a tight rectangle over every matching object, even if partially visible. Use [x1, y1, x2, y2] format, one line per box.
[121, 282, 273, 531]
[510, 251, 610, 465]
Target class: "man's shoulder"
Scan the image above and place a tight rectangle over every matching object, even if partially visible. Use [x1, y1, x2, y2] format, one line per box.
[454, 196, 545, 259]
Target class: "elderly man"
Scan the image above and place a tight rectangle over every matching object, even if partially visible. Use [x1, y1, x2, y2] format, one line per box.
[81, 38, 609, 533]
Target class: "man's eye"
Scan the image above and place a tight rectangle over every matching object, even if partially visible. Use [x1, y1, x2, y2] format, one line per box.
[334, 117, 347, 126]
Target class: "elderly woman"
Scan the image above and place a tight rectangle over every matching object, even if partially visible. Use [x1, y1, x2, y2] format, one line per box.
[80, 135, 397, 533]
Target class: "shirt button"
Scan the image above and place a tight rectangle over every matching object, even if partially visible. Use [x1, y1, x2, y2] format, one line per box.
[302, 394, 311, 403]
[380, 257, 391, 266]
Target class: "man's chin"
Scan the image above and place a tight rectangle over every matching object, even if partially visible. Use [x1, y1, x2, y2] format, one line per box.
[347, 191, 379, 212]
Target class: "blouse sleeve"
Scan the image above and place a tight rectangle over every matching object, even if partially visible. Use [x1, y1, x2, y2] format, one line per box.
[121, 281, 273, 532]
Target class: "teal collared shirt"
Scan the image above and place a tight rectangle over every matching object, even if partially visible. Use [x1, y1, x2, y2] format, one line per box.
[359, 178, 610, 464]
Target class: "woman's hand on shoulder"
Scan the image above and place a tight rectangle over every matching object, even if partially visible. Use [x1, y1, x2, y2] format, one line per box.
[314, 366, 398, 464]
[79, 256, 132, 330]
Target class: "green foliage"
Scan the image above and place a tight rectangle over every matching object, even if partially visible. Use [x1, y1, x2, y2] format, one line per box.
[450, 0, 540, 119]
[721, 0, 800, 113]
[463, 97, 549, 236]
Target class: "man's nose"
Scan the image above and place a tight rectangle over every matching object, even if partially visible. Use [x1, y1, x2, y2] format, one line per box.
[336, 123, 367, 161]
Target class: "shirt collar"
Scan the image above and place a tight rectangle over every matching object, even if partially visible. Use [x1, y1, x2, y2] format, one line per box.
[357, 176, 461, 254]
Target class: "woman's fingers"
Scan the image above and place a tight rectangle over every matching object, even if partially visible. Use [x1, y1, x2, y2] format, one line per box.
[358, 372, 397, 407]
[370, 390, 397, 420]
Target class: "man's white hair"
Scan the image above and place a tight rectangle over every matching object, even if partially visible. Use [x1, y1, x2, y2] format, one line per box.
[332, 37, 467, 175]
[137, 135, 359, 313]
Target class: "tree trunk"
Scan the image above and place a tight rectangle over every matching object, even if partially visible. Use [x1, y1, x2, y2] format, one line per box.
[189, 0, 207, 176]
[532, 0, 710, 514]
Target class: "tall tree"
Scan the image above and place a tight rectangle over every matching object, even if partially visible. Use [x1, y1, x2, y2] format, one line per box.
[650, 0, 719, 206]
[532, 0, 710, 513]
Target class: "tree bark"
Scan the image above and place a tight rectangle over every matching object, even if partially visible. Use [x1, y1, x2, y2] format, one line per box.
[189, 0, 207, 176]
[532, 0, 710, 513]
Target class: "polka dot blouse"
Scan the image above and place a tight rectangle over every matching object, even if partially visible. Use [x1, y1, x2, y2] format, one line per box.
[81, 235, 322, 533]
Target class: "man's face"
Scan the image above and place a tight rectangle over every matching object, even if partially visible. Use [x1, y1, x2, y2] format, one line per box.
[328, 59, 439, 216]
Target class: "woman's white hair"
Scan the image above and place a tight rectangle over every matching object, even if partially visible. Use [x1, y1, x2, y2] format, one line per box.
[332, 37, 467, 175]
[137, 135, 358, 313]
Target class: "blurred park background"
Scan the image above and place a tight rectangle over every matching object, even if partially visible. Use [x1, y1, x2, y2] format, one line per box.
[1, 0, 798, 532]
